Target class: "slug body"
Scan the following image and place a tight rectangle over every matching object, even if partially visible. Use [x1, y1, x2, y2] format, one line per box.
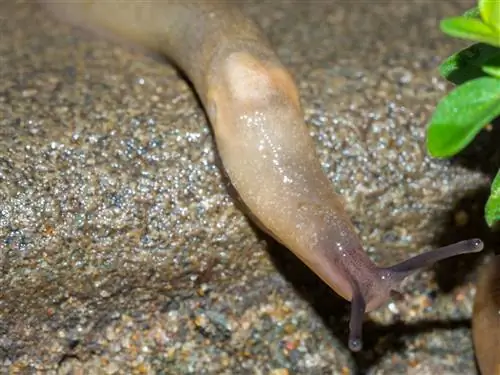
[473, 256, 500, 375]
[41, 1, 484, 351]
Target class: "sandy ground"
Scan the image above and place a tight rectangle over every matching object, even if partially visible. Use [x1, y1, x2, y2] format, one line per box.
[1, 0, 498, 374]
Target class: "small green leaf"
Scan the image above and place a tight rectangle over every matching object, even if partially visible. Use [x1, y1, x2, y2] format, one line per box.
[479, 0, 500, 31]
[483, 53, 500, 77]
[483, 65, 500, 77]
[486, 170, 500, 227]
[426, 76, 500, 158]
[464, 7, 481, 18]
[439, 43, 500, 84]
[440, 17, 500, 47]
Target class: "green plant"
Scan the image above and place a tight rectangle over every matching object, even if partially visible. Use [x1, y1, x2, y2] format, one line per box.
[426, 0, 500, 227]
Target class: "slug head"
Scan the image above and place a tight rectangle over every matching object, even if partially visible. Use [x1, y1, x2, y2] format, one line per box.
[347, 238, 484, 352]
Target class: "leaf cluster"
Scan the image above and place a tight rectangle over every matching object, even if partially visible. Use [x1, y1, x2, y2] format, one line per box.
[426, 0, 500, 226]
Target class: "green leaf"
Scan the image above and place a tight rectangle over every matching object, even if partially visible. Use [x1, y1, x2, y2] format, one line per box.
[439, 43, 500, 84]
[482, 53, 500, 77]
[426, 76, 500, 158]
[479, 0, 500, 31]
[486, 170, 500, 227]
[440, 17, 500, 47]
[483, 64, 500, 77]
[464, 7, 481, 19]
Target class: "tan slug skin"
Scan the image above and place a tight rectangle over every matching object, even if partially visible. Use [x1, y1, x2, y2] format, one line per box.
[41, 1, 484, 351]
[473, 256, 500, 375]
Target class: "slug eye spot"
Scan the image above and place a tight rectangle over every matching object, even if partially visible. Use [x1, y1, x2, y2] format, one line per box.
[348, 338, 362, 352]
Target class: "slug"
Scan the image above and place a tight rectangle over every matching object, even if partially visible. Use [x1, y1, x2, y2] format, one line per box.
[40, 1, 484, 351]
[473, 255, 500, 375]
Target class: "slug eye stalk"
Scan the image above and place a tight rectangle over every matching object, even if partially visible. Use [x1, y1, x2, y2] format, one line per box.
[348, 238, 484, 352]
[384, 239, 483, 278]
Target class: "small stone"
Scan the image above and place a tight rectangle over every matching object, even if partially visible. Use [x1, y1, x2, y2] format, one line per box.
[454, 210, 469, 227]
[22, 89, 37, 97]
[269, 369, 289, 375]
[104, 362, 119, 374]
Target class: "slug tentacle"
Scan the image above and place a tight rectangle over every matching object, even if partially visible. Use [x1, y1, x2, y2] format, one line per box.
[381, 238, 484, 285]
[348, 284, 366, 352]
[346, 239, 484, 352]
